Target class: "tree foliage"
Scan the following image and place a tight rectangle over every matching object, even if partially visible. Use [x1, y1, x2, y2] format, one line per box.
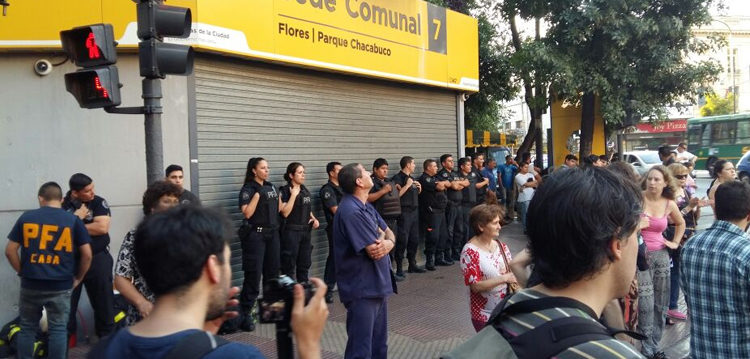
[426, 0, 517, 131]
[700, 92, 735, 116]
[544, 0, 721, 157]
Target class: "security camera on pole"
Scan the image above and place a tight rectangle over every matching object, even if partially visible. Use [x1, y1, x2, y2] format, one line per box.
[59, 1, 193, 185]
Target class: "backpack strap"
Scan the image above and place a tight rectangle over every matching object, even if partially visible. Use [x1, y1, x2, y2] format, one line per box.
[490, 295, 646, 358]
[163, 331, 229, 359]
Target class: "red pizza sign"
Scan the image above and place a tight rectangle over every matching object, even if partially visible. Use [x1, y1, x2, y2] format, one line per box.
[635, 119, 687, 134]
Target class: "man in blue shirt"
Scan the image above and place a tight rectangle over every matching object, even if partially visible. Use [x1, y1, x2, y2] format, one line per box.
[480, 158, 500, 201]
[95, 206, 329, 359]
[5, 182, 92, 359]
[681, 181, 750, 359]
[496, 155, 518, 221]
[334, 163, 396, 359]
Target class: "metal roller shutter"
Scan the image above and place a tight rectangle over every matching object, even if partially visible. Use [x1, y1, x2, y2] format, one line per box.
[192, 54, 459, 284]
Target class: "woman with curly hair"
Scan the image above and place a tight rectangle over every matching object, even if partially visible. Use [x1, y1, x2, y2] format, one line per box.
[637, 165, 685, 359]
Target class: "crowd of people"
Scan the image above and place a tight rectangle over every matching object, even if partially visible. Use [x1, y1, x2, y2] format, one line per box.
[5, 143, 750, 359]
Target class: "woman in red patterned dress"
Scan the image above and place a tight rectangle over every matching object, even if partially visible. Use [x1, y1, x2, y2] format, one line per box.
[459, 204, 517, 331]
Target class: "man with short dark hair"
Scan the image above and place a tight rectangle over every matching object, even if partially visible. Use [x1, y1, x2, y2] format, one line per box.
[446, 167, 645, 358]
[439, 154, 468, 262]
[419, 159, 450, 270]
[658, 145, 675, 166]
[320, 161, 343, 303]
[681, 181, 750, 359]
[391, 156, 425, 276]
[559, 154, 578, 170]
[496, 155, 518, 221]
[470, 153, 490, 206]
[368, 158, 403, 281]
[5, 182, 92, 359]
[62, 173, 115, 339]
[95, 206, 329, 359]
[334, 163, 396, 359]
[165, 164, 201, 206]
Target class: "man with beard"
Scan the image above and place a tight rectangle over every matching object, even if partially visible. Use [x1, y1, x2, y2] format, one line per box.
[92, 206, 329, 359]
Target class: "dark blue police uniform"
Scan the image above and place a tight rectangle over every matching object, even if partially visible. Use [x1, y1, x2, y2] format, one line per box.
[279, 184, 313, 283]
[391, 171, 422, 273]
[62, 195, 115, 337]
[459, 170, 478, 250]
[471, 166, 487, 206]
[238, 180, 280, 313]
[8, 206, 91, 359]
[418, 172, 448, 269]
[319, 181, 343, 291]
[438, 168, 462, 263]
[333, 195, 395, 359]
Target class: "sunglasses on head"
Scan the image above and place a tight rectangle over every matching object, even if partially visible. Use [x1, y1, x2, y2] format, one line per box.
[675, 174, 688, 179]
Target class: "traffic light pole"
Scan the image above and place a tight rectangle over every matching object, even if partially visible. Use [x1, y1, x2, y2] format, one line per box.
[143, 78, 164, 185]
[104, 78, 163, 184]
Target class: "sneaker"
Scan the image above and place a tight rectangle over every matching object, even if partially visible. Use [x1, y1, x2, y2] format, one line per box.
[394, 272, 405, 282]
[667, 309, 687, 321]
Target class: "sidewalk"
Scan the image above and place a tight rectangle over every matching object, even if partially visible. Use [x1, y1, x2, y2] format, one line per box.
[69, 220, 690, 358]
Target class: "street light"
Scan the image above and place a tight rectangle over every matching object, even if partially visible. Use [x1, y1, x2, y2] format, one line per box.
[713, 18, 736, 114]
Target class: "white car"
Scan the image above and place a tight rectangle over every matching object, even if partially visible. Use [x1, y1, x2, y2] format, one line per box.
[623, 151, 662, 176]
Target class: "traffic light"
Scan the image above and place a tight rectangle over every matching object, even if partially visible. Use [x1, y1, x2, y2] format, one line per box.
[136, 1, 193, 78]
[60, 24, 121, 108]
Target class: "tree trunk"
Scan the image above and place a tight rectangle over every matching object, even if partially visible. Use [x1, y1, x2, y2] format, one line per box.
[535, 121, 544, 169]
[579, 92, 596, 159]
[515, 113, 538, 163]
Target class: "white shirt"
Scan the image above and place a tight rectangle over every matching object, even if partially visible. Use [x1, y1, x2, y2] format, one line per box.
[675, 150, 696, 162]
[515, 173, 535, 202]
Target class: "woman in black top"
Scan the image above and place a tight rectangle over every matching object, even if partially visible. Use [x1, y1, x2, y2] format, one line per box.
[237, 157, 282, 332]
[279, 162, 320, 283]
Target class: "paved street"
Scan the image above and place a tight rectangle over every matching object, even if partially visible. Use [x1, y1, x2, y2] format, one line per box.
[68, 170, 715, 359]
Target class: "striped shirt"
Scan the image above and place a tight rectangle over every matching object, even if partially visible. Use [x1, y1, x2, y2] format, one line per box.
[497, 290, 645, 359]
[680, 220, 750, 359]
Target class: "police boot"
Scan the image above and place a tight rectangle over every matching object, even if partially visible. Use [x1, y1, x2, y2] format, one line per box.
[425, 254, 436, 271]
[239, 309, 256, 332]
[395, 259, 406, 278]
[408, 258, 426, 273]
[435, 253, 451, 266]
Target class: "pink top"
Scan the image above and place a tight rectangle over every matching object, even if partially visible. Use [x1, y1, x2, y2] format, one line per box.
[642, 202, 669, 251]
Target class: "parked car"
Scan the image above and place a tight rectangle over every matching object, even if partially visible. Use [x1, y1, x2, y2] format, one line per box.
[738, 150, 750, 184]
[623, 151, 662, 176]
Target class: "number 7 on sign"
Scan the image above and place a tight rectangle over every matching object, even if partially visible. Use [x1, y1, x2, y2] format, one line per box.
[432, 19, 441, 40]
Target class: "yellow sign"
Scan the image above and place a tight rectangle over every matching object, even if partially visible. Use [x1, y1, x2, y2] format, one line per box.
[0, 0, 478, 92]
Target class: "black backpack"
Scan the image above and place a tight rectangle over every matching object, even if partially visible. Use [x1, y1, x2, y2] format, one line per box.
[442, 294, 645, 359]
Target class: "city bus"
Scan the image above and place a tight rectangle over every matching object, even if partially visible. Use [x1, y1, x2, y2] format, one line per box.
[687, 113, 750, 173]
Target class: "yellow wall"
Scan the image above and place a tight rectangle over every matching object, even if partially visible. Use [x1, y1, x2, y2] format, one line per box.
[550, 99, 606, 167]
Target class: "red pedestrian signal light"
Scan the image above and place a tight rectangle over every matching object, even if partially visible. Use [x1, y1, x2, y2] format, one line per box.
[60, 24, 117, 67]
[64, 67, 121, 108]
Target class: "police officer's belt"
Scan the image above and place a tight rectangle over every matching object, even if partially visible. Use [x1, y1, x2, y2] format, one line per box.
[249, 225, 278, 233]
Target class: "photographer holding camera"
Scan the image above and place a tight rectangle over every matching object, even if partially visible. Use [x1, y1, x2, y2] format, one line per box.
[90, 206, 328, 359]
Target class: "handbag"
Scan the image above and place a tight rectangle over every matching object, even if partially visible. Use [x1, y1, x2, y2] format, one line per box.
[499, 242, 521, 294]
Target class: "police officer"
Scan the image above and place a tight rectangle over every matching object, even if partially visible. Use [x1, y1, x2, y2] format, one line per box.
[279, 162, 320, 283]
[62, 173, 115, 340]
[392, 156, 425, 276]
[368, 158, 403, 281]
[418, 159, 450, 270]
[320, 161, 343, 303]
[6, 182, 92, 359]
[458, 157, 478, 248]
[471, 153, 490, 205]
[439, 154, 469, 262]
[238, 157, 281, 332]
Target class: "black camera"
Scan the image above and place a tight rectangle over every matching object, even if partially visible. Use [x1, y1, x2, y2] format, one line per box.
[257, 275, 315, 324]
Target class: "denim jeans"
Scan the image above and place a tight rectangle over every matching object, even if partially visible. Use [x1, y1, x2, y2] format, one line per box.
[19, 287, 72, 359]
[518, 200, 530, 230]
